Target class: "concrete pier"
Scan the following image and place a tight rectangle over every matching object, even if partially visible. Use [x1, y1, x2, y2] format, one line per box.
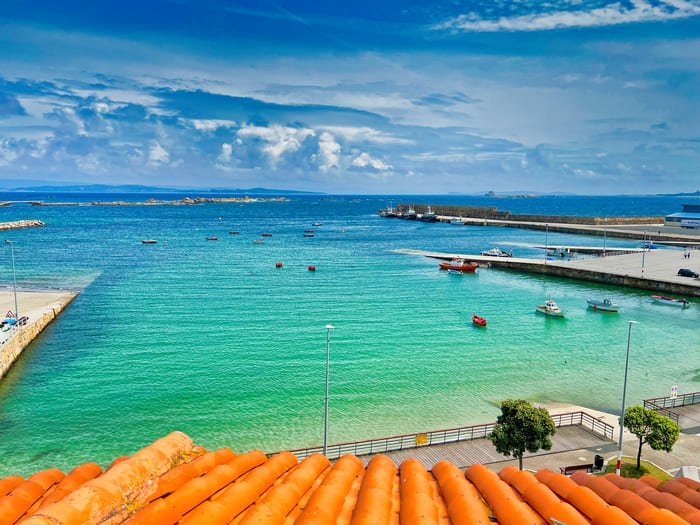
[0, 290, 77, 379]
[399, 248, 700, 297]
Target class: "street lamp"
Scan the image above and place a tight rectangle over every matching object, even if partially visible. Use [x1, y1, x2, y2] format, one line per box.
[323, 324, 335, 456]
[602, 217, 607, 257]
[641, 231, 647, 278]
[616, 320, 638, 476]
[5, 240, 18, 323]
[544, 224, 549, 265]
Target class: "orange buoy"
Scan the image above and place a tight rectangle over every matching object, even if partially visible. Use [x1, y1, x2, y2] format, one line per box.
[276, 262, 283, 268]
[308, 265, 316, 271]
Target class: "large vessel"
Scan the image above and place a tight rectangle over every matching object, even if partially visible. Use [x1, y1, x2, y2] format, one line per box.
[401, 208, 417, 220]
[420, 206, 437, 222]
[535, 299, 565, 317]
[438, 258, 478, 272]
[652, 295, 690, 308]
[587, 298, 620, 312]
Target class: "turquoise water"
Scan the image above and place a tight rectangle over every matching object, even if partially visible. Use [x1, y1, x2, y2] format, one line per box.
[0, 195, 698, 476]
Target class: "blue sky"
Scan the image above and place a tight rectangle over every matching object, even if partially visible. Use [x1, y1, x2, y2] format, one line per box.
[0, 0, 699, 194]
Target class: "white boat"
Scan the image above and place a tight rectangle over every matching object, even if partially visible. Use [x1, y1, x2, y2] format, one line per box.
[652, 295, 690, 308]
[480, 247, 513, 257]
[536, 299, 565, 317]
[587, 298, 620, 312]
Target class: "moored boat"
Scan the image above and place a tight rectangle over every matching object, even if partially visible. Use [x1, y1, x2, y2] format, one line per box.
[587, 298, 620, 312]
[480, 247, 513, 257]
[206, 237, 218, 241]
[261, 233, 273, 237]
[536, 299, 565, 317]
[652, 295, 690, 308]
[438, 258, 478, 272]
[472, 315, 487, 327]
[253, 239, 265, 244]
[303, 233, 315, 237]
[420, 206, 437, 222]
[141, 239, 158, 244]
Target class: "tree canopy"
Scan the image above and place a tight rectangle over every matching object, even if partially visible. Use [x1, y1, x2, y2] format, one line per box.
[490, 399, 556, 470]
[623, 405, 680, 469]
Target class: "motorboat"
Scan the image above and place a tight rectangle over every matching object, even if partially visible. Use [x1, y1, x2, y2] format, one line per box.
[587, 298, 620, 312]
[652, 295, 690, 308]
[472, 315, 487, 327]
[261, 233, 273, 237]
[141, 239, 158, 244]
[480, 247, 513, 257]
[312, 222, 323, 226]
[303, 229, 314, 233]
[253, 239, 265, 244]
[439, 258, 478, 272]
[229, 231, 240, 234]
[303, 233, 315, 237]
[536, 299, 565, 317]
[206, 237, 219, 241]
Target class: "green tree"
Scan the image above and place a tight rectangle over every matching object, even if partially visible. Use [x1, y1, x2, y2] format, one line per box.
[490, 399, 556, 470]
[622, 405, 680, 469]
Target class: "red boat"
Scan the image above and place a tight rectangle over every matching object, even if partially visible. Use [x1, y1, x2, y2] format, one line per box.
[439, 258, 478, 272]
[472, 315, 487, 327]
[261, 233, 273, 237]
[206, 237, 218, 241]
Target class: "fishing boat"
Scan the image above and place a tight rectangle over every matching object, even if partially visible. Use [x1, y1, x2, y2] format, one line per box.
[401, 208, 417, 220]
[535, 299, 565, 317]
[420, 206, 437, 222]
[141, 239, 158, 244]
[480, 247, 513, 257]
[439, 258, 478, 272]
[587, 298, 620, 312]
[472, 315, 487, 327]
[652, 295, 690, 308]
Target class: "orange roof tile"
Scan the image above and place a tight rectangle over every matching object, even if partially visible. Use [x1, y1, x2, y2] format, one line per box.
[5, 431, 699, 525]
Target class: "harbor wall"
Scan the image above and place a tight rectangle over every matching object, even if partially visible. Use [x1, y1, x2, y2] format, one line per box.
[0, 294, 77, 379]
[398, 204, 662, 225]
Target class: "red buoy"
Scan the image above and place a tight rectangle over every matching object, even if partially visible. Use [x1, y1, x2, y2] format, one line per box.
[276, 262, 283, 268]
[308, 265, 316, 271]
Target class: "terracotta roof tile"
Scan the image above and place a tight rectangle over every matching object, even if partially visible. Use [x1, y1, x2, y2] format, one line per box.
[5, 431, 700, 525]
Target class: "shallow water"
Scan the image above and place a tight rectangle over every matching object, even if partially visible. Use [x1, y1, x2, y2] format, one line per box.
[0, 194, 697, 475]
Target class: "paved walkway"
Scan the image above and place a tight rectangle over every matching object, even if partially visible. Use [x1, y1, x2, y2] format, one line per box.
[674, 404, 700, 433]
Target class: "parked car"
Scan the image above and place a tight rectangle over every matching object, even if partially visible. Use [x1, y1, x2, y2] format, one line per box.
[677, 268, 699, 278]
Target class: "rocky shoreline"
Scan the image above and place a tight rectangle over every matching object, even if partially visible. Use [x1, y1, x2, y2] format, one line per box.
[0, 219, 45, 230]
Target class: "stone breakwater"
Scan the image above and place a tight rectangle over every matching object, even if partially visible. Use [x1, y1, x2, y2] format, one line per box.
[0, 292, 77, 379]
[30, 196, 288, 206]
[0, 220, 45, 230]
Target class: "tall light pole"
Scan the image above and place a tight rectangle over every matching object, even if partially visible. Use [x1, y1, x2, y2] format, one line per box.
[5, 240, 18, 322]
[641, 231, 647, 278]
[616, 320, 638, 476]
[602, 217, 607, 257]
[544, 224, 549, 265]
[323, 324, 335, 456]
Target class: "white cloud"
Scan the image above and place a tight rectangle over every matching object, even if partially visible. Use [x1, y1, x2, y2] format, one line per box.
[189, 119, 238, 131]
[322, 126, 414, 145]
[351, 152, 392, 171]
[236, 124, 315, 163]
[147, 142, 170, 166]
[317, 132, 340, 172]
[218, 142, 233, 162]
[436, 0, 700, 32]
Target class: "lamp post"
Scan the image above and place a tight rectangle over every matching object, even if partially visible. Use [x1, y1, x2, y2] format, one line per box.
[544, 224, 549, 265]
[641, 231, 647, 278]
[603, 218, 607, 257]
[5, 240, 18, 322]
[616, 320, 638, 476]
[323, 324, 335, 456]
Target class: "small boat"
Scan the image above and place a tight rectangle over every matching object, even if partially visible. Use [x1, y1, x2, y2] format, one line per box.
[312, 222, 322, 227]
[652, 295, 690, 308]
[229, 231, 240, 235]
[303, 233, 315, 237]
[472, 315, 487, 327]
[303, 229, 314, 233]
[207, 237, 219, 241]
[439, 258, 478, 272]
[447, 268, 462, 275]
[141, 239, 158, 244]
[261, 233, 273, 237]
[480, 247, 513, 257]
[587, 298, 620, 312]
[536, 299, 565, 317]
[253, 239, 265, 244]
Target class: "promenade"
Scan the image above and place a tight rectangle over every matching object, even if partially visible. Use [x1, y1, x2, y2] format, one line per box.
[0, 289, 77, 379]
[399, 247, 700, 296]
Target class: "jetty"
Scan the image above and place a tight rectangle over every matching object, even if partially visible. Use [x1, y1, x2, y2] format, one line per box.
[533, 245, 645, 255]
[0, 289, 77, 379]
[399, 248, 700, 297]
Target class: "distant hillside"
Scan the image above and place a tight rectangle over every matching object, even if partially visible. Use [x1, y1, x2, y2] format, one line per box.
[657, 190, 700, 197]
[5, 183, 323, 195]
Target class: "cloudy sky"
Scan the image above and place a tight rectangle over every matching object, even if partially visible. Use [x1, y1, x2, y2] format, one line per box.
[1, 0, 699, 194]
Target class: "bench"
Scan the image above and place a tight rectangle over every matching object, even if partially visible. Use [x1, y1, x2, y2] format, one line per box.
[559, 464, 594, 475]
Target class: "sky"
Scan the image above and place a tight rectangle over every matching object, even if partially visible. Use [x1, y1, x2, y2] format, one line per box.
[0, 0, 699, 194]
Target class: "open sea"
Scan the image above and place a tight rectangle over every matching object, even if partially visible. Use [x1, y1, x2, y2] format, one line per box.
[0, 193, 698, 476]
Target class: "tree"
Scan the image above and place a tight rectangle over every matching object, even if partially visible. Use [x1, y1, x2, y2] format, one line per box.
[490, 399, 556, 470]
[622, 405, 680, 469]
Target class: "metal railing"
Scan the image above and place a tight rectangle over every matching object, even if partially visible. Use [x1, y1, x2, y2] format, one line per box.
[643, 391, 700, 424]
[285, 410, 614, 461]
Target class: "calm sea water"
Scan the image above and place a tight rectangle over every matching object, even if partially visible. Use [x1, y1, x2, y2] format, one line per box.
[0, 194, 698, 476]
